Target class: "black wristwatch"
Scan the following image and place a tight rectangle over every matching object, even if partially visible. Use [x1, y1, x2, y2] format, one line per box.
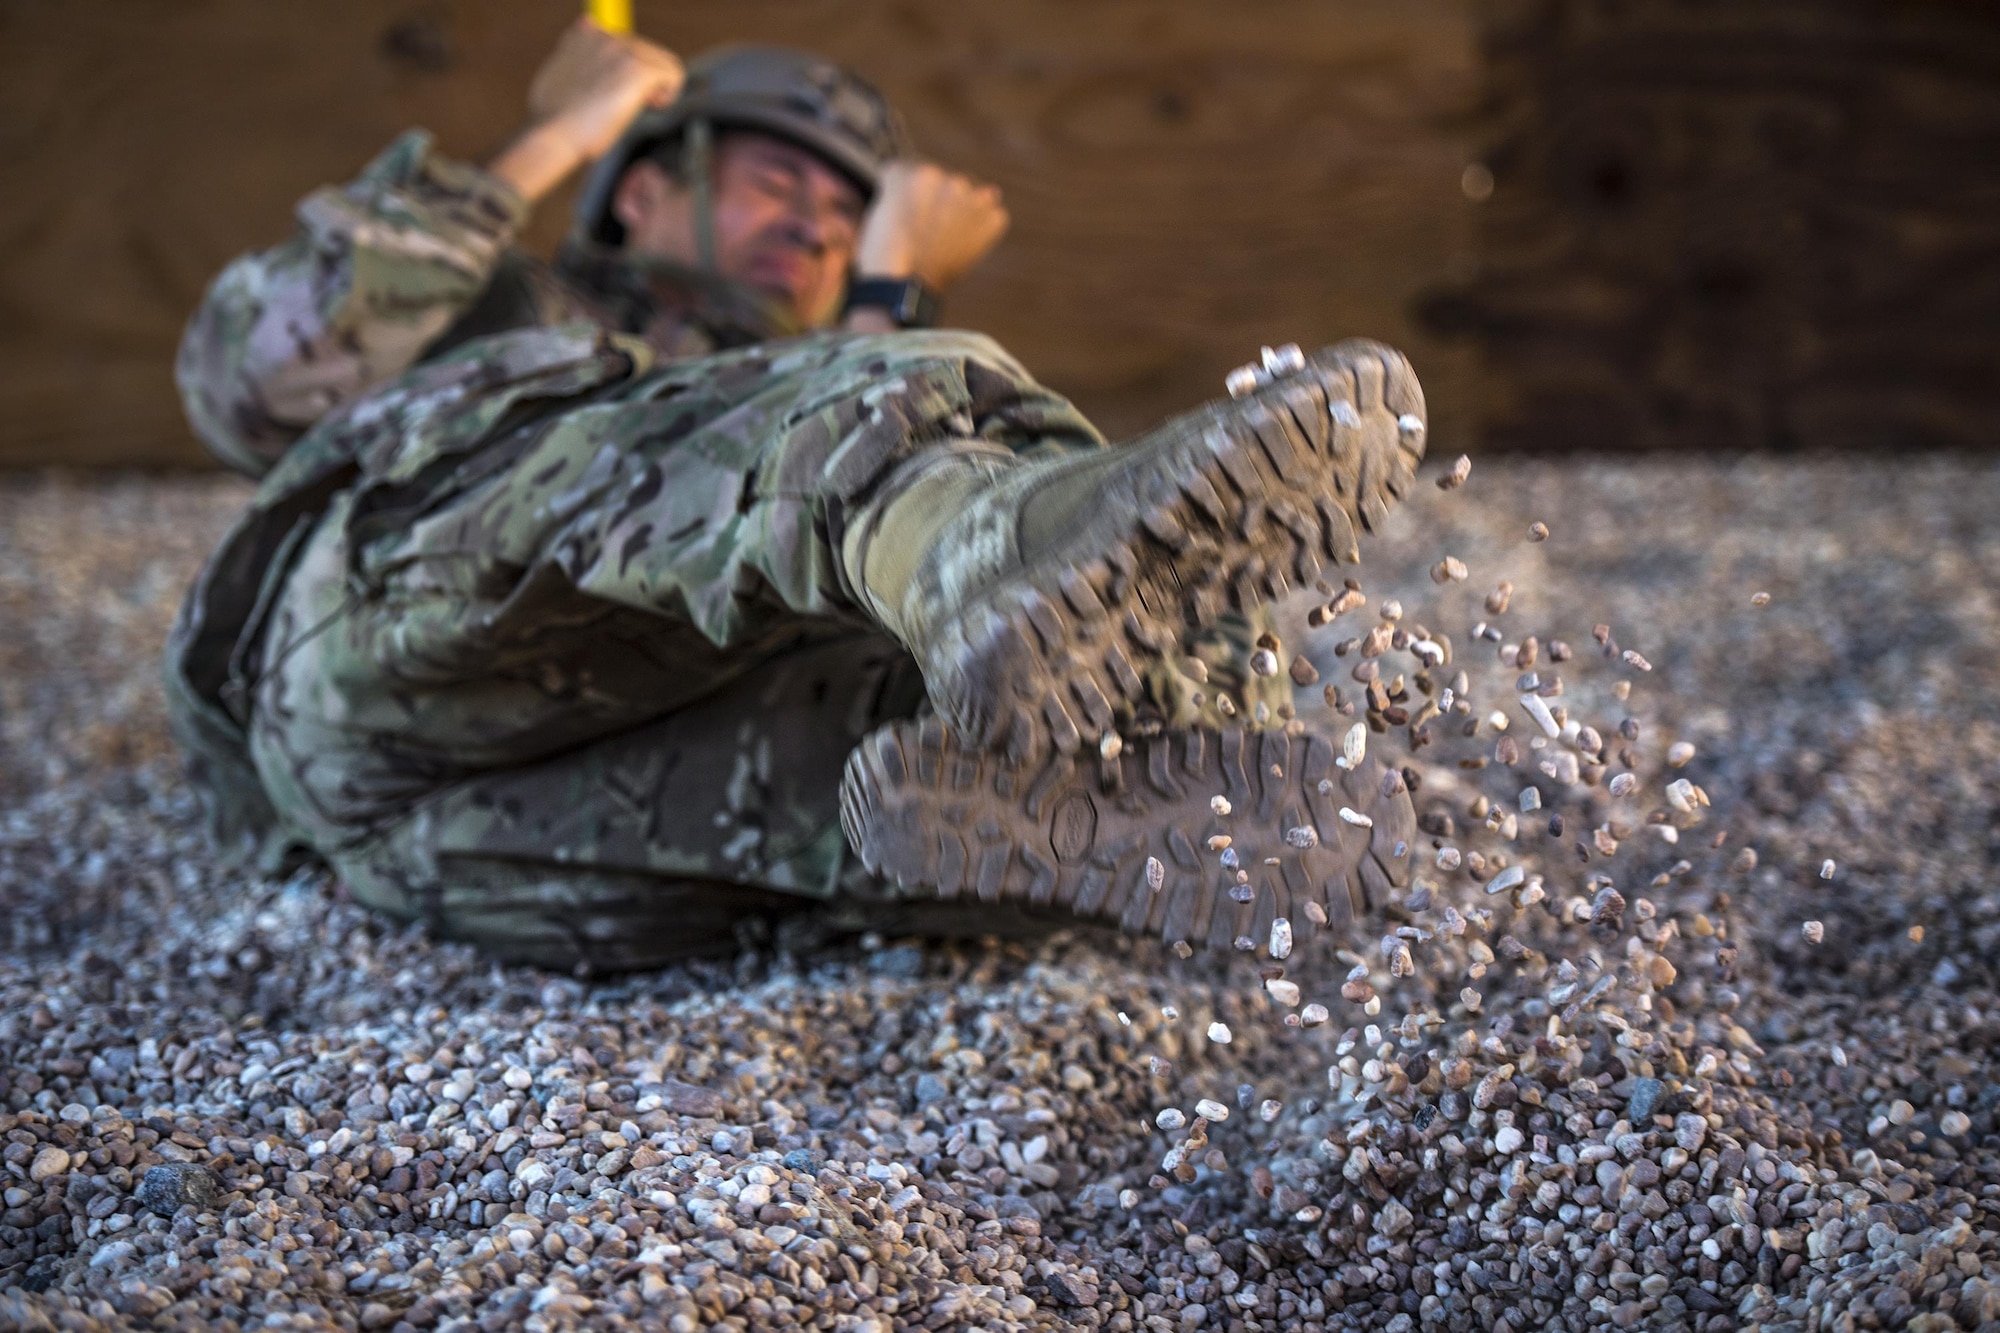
[843, 276, 941, 329]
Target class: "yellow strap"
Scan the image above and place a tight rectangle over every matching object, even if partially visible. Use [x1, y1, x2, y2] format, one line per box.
[586, 0, 632, 33]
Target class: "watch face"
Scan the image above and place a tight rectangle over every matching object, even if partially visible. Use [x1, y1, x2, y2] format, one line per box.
[846, 278, 937, 327]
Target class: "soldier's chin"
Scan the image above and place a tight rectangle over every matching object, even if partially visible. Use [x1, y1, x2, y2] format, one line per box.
[740, 274, 809, 321]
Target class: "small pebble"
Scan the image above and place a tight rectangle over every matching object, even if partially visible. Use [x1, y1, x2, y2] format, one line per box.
[1207, 1022, 1232, 1044]
[137, 1163, 222, 1219]
[1803, 920, 1824, 944]
[1269, 917, 1293, 959]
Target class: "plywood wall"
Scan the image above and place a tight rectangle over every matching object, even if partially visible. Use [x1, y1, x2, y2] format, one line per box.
[0, 0, 1481, 467]
[1455, 0, 2000, 452]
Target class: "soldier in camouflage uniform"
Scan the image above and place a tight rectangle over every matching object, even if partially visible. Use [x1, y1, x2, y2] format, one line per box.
[168, 21, 1429, 971]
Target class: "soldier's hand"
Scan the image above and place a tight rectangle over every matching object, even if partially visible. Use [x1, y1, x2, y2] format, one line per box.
[854, 161, 1010, 292]
[489, 18, 684, 202]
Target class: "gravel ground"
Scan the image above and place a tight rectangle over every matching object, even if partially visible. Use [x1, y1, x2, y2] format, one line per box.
[3, 456, 2000, 1332]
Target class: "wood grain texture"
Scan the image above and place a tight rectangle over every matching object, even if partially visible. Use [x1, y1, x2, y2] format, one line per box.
[0, 0, 1479, 467]
[1448, 0, 2000, 451]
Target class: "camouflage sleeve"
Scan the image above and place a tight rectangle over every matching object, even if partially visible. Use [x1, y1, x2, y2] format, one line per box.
[175, 130, 530, 477]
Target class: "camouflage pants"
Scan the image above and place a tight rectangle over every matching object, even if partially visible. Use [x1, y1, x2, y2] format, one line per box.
[169, 327, 1112, 968]
[323, 630, 935, 969]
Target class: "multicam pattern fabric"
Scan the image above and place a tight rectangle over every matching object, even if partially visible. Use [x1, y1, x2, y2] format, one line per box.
[169, 136, 1295, 969]
[175, 131, 792, 479]
[166, 319, 1144, 965]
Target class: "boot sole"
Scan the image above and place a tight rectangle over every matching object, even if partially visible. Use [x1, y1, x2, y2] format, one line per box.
[925, 339, 1427, 756]
[840, 717, 1416, 950]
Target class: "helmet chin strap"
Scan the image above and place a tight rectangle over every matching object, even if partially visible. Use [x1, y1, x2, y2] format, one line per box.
[680, 117, 718, 273]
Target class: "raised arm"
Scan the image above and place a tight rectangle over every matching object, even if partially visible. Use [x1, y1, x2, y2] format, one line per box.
[177, 18, 683, 477]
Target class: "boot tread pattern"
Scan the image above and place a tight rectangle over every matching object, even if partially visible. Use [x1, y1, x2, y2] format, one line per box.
[841, 720, 1418, 951]
[930, 339, 1426, 755]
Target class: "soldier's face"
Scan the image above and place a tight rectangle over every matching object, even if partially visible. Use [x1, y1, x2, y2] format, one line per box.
[615, 132, 866, 329]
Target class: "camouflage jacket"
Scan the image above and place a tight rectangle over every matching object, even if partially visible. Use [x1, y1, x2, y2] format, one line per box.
[176, 130, 792, 477]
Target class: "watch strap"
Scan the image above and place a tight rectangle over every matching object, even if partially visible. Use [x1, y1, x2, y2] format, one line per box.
[844, 276, 940, 328]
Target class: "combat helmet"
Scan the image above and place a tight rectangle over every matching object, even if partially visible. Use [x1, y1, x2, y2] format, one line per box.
[572, 45, 909, 265]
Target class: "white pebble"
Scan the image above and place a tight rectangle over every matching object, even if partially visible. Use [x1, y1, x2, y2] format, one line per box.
[1339, 807, 1373, 828]
[1341, 723, 1367, 769]
[1207, 1022, 1232, 1044]
[1518, 693, 1560, 738]
[1300, 1003, 1329, 1027]
[1667, 741, 1695, 766]
[1269, 917, 1293, 960]
[1210, 796, 1232, 816]
[1802, 921, 1824, 944]
[1146, 857, 1166, 892]
[1195, 1099, 1230, 1122]
[1942, 1111, 1972, 1137]
[1820, 859, 1836, 880]
[1155, 1108, 1187, 1131]
[1494, 1125, 1524, 1154]
[1265, 978, 1301, 1007]
[1099, 731, 1124, 760]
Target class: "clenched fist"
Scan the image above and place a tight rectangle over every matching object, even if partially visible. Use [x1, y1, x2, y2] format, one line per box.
[488, 18, 685, 203]
[854, 161, 1010, 292]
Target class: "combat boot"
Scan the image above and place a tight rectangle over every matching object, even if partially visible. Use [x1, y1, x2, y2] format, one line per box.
[841, 339, 1427, 756]
[840, 716, 1416, 950]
